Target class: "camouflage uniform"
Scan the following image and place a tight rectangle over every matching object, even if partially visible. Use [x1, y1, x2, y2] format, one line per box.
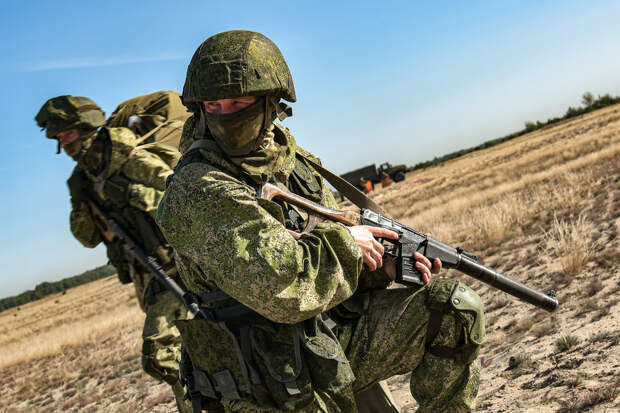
[36, 93, 195, 413]
[156, 31, 485, 412]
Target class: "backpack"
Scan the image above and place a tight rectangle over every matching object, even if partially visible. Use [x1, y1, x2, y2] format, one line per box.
[106, 90, 190, 167]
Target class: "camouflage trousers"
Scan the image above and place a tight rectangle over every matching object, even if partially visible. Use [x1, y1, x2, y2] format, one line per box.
[344, 282, 483, 413]
[139, 277, 194, 413]
[218, 278, 483, 413]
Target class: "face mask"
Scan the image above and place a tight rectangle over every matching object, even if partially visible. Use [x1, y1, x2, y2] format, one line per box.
[205, 98, 267, 156]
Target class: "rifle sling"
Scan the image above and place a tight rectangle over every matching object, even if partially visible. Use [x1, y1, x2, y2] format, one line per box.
[299, 155, 389, 216]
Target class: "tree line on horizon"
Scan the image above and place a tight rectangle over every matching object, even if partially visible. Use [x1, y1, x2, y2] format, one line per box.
[408, 92, 620, 171]
[0, 265, 116, 312]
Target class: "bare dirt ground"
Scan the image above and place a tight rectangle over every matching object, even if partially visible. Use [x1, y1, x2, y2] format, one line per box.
[1, 105, 619, 412]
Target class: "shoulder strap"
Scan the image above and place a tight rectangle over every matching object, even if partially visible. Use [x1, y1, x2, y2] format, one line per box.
[173, 139, 259, 192]
[298, 154, 388, 216]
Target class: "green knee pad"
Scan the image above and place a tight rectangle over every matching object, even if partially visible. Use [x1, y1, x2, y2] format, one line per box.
[450, 282, 485, 346]
[426, 278, 485, 364]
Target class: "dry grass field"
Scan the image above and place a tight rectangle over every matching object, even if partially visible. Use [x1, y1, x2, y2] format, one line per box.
[1, 104, 619, 412]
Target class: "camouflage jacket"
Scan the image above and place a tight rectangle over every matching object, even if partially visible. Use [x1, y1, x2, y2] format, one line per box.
[157, 119, 390, 410]
[68, 126, 178, 284]
[158, 122, 369, 322]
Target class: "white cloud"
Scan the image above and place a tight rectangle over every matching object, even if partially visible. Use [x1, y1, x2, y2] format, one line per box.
[6, 53, 187, 72]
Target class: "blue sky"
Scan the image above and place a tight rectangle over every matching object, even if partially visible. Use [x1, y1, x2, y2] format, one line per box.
[1, 1, 619, 298]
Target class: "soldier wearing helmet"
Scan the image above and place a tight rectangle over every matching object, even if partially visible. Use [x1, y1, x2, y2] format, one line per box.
[158, 31, 484, 412]
[35, 92, 199, 413]
[35, 95, 105, 158]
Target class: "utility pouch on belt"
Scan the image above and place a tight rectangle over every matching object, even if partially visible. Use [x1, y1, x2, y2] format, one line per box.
[175, 297, 355, 411]
[175, 318, 253, 402]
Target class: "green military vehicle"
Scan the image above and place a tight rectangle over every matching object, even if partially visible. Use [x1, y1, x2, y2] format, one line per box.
[341, 162, 407, 190]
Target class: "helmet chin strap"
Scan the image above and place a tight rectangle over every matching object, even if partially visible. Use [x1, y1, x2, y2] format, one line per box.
[196, 107, 208, 140]
[273, 97, 293, 121]
[56, 139, 61, 154]
[255, 97, 293, 150]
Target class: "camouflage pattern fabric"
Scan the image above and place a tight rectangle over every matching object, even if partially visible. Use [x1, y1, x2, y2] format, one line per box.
[157, 121, 484, 412]
[142, 287, 194, 413]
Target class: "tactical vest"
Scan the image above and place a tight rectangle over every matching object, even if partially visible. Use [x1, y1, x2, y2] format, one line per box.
[171, 127, 356, 411]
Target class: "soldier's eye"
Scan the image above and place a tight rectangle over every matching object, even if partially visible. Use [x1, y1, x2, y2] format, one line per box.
[204, 102, 220, 112]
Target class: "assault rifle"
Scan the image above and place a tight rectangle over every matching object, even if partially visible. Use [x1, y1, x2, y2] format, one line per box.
[259, 183, 559, 312]
[87, 200, 204, 318]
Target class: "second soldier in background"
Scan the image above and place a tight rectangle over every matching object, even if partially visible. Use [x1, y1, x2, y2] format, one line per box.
[35, 91, 198, 412]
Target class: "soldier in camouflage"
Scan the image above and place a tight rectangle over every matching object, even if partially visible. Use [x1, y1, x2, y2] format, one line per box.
[157, 31, 484, 412]
[34, 92, 196, 413]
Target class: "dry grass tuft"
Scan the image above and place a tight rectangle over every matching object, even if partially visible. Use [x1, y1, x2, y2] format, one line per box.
[531, 321, 556, 338]
[554, 335, 581, 352]
[545, 214, 596, 276]
[507, 353, 533, 376]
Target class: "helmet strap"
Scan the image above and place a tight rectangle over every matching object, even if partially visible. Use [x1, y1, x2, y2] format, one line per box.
[196, 107, 208, 140]
[273, 99, 293, 121]
[55, 139, 61, 155]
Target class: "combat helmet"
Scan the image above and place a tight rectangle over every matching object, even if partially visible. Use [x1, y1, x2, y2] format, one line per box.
[35, 95, 106, 154]
[182, 31, 296, 156]
[34, 95, 105, 154]
[182, 30, 296, 110]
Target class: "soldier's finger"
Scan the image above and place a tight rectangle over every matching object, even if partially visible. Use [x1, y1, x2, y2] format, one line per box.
[364, 254, 378, 271]
[372, 239, 385, 256]
[367, 226, 399, 240]
[416, 261, 431, 284]
[413, 251, 432, 269]
[431, 258, 442, 274]
[371, 248, 383, 268]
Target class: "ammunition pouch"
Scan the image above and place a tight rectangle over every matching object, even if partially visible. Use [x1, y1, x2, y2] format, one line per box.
[175, 291, 354, 411]
[425, 278, 485, 364]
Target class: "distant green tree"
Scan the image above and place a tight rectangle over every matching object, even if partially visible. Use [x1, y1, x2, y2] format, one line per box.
[582, 91, 594, 108]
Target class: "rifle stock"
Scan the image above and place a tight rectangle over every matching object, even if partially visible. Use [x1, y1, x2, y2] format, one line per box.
[259, 183, 559, 312]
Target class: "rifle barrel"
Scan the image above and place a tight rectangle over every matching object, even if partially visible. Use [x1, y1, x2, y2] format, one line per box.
[457, 256, 558, 312]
